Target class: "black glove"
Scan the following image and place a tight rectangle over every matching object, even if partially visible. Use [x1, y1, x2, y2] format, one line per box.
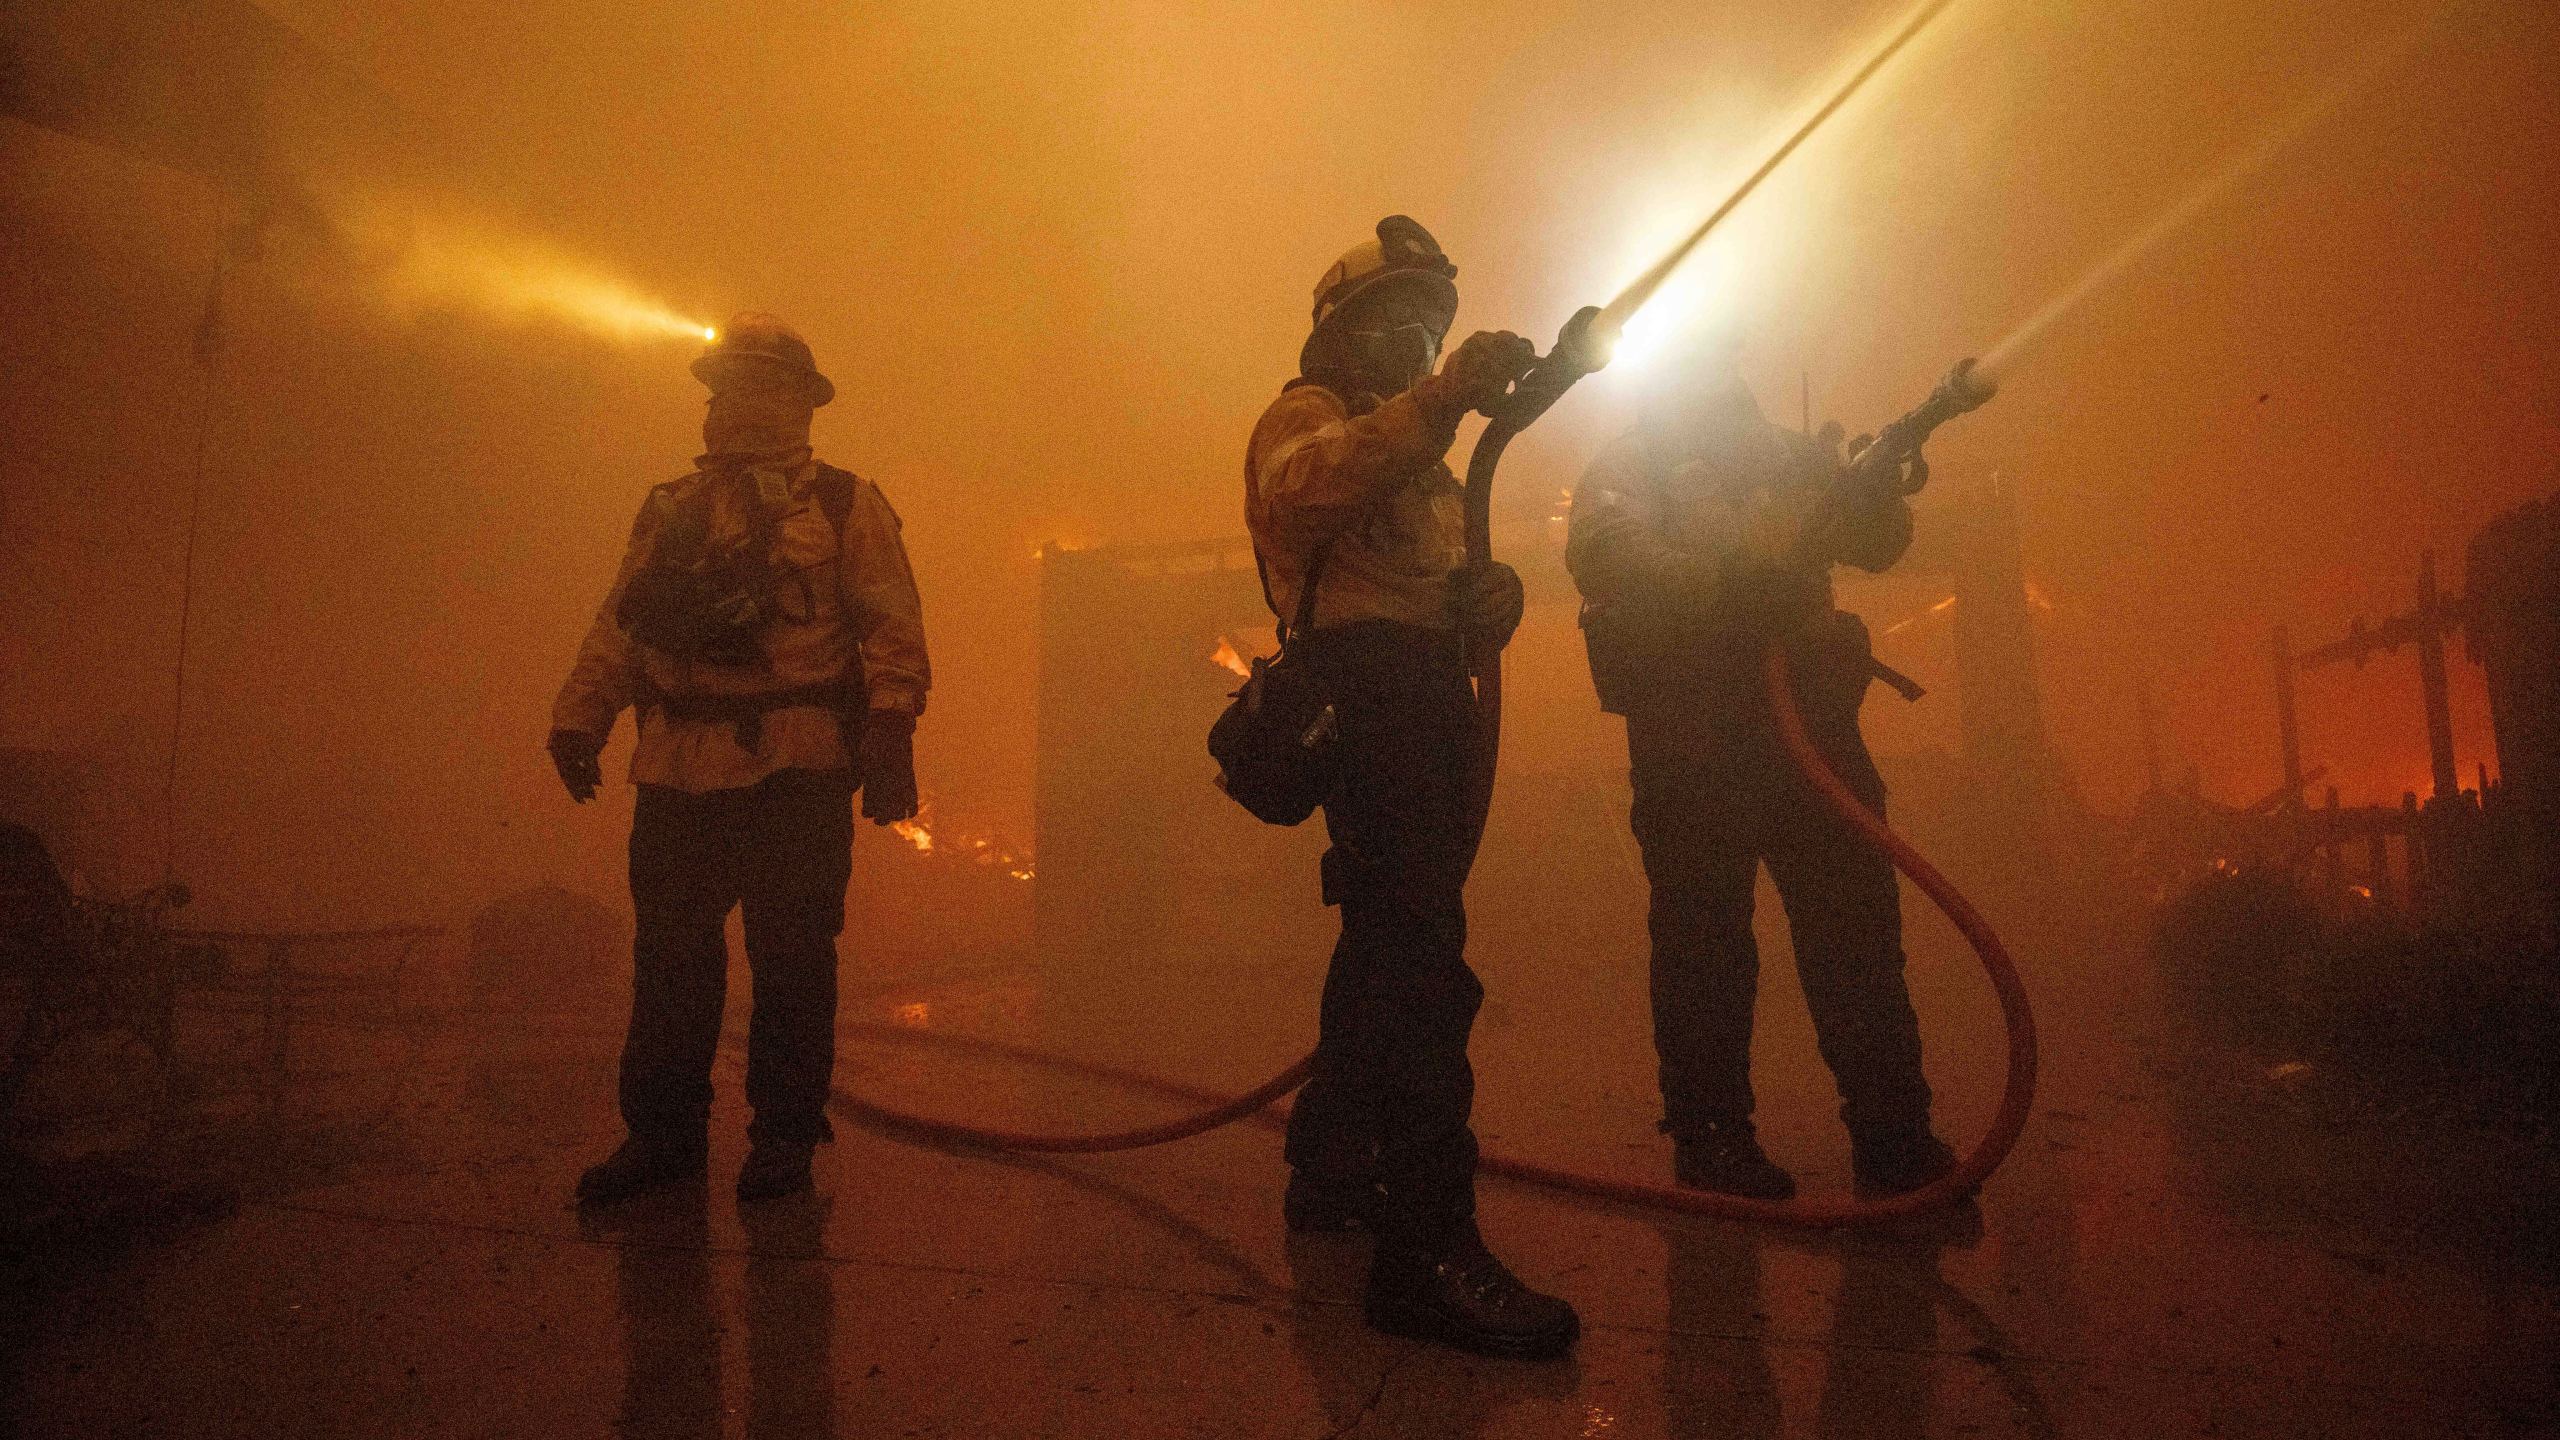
[858, 711, 919, 824]
[1449, 559, 1527, 652]
[547, 729, 604, 803]
[1416, 331, 1538, 423]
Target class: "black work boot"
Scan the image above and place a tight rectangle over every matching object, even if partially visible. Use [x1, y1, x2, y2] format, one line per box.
[575, 1136, 707, 1207]
[1672, 1120, 1798, 1201]
[1851, 1127, 1961, 1198]
[1285, 1169, 1386, 1234]
[736, 1139, 817, 1203]
[1364, 1223, 1580, 1359]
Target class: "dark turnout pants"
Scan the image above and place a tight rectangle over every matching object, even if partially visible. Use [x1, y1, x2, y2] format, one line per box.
[1283, 621, 1485, 1247]
[621, 767, 855, 1150]
[1624, 650, 1932, 1146]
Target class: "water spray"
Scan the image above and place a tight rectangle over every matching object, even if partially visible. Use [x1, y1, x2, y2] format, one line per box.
[1978, 21, 2437, 380]
[1592, 0, 1966, 355]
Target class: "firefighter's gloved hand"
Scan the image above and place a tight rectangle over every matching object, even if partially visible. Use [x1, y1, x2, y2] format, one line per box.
[1449, 560, 1527, 652]
[1426, 330, 1538, 419]
[547, 729, 604, 803]
[859, 711, 919, 824]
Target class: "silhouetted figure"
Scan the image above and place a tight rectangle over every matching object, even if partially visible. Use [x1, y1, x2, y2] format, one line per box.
[551, 315, 930, 1206]
[1566, 355, 1955, 1199]
[1246, 215, 1575, 1357]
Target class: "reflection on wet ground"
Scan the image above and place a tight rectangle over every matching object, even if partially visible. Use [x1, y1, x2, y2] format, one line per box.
[10, 898, 2559, 1438]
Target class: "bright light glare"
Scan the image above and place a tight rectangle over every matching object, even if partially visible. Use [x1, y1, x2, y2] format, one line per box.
[1593, 203, 1758, 378]
[369, 206, 711, 344]
[702, 327, 719, 342]
[1604, 262, 1712, 376]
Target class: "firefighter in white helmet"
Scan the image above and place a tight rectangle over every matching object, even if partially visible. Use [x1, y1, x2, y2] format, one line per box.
[1244, 216, 1578, 1359]
[550, 313, 929, 1206]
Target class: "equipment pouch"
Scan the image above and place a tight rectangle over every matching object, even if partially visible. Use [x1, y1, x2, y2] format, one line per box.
[1208, 542, 1339, 826]
[1579, 601, 1643, 717]
[617, 558, 771, 668]
[615, 476, 785, 668]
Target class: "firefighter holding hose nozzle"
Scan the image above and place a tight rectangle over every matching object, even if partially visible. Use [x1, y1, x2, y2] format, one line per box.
[549, 314, 930, 1207]
[1565, 345, 1958, 1204]
[1244, 216, 1579, 1358]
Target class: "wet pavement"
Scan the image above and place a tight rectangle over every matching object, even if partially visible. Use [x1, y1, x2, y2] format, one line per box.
[9, 877, 2559, 1439]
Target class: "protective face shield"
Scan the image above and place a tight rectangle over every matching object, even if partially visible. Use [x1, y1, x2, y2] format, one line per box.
[1332, 288, 1454, 395]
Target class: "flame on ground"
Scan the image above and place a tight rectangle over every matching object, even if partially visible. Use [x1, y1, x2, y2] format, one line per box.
[885, 811, 1034, 881]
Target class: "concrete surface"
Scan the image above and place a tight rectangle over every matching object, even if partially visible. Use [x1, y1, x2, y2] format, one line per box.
[8, 877, 2558, 1439]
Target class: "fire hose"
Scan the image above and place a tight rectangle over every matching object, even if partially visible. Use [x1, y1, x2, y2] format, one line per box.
[832, 331, 2037, 1227]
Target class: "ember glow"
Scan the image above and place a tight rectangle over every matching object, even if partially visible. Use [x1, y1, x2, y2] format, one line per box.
[1882, 594, 1959, 637]
[890, 818, 934, 854]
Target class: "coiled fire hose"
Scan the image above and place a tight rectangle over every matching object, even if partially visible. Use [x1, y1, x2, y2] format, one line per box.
[831, 334, 2038, 1227]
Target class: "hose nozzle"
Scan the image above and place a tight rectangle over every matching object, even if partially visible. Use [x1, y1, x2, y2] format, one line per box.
[1938, 355, 1998, 416]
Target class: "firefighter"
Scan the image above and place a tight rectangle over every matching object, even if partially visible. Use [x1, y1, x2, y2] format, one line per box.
[1564, 347, 1955, 1202]
[1246, 216, 1578, 1358]
[550, 313, 928, 1205]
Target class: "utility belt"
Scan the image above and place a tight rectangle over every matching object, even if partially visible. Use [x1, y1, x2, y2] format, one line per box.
[1582, 605, 1921, 720]
[633, 675, 867, 752]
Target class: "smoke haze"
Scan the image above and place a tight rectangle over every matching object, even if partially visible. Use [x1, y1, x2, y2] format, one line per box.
[4, 0, 2555, 931]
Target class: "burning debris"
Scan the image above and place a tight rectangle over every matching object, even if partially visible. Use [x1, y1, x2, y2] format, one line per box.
[1211, 635, 1257, 680]
[882, 808, 1032, 882]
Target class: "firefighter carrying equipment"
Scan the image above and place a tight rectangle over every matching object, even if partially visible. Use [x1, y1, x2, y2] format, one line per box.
[1566, 384, 1914, 717]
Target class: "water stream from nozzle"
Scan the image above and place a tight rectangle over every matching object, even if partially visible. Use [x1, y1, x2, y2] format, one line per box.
[1978, 19, 2439, 381]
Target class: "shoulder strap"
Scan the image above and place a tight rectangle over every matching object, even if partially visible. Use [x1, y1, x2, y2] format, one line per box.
[1252, 538, 1335, 650]
[811, 462, 859, 541]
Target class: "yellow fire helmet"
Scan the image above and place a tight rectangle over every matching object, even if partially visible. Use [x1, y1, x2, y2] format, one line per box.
[1308, 215, 1459, 340]
[691, 312, 835, 406]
